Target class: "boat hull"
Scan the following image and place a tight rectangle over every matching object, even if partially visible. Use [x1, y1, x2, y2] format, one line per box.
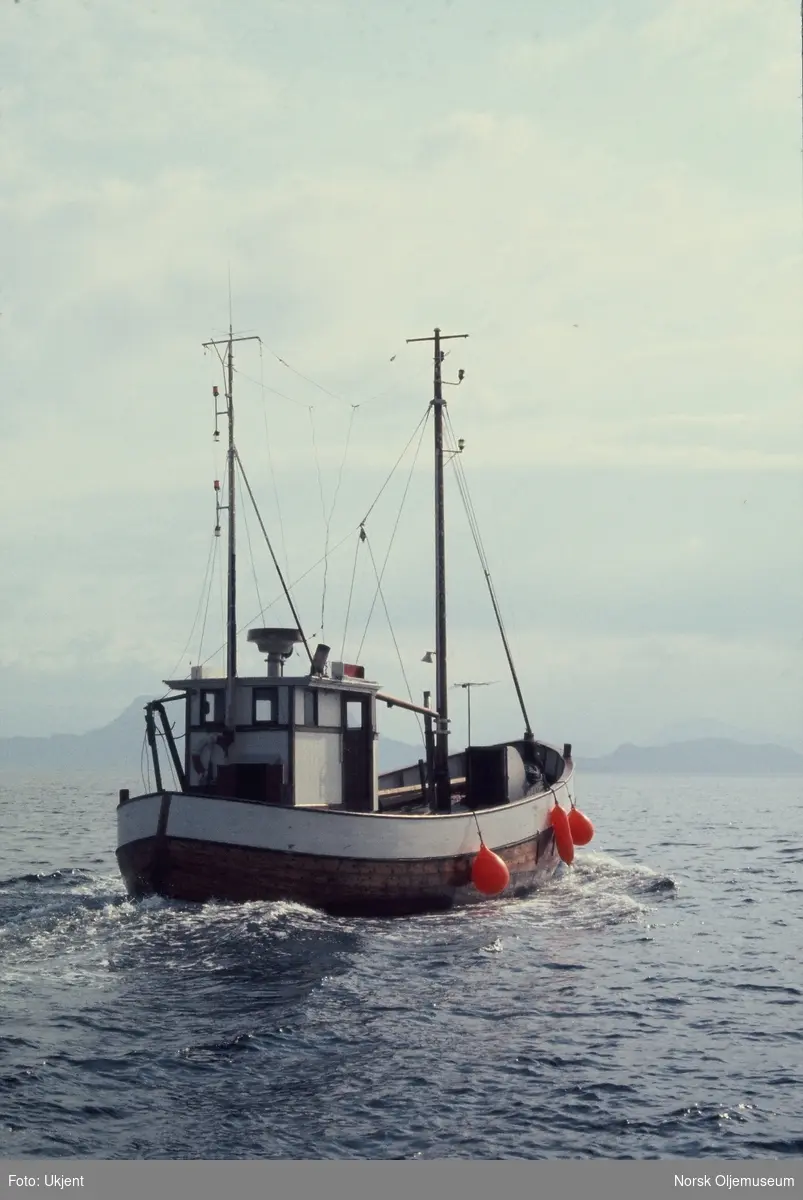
[116, 782, 571, 917]
[117, 827, 559, 916]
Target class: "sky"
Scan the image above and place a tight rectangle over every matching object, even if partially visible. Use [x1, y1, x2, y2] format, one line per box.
[1, 0, 801, 754]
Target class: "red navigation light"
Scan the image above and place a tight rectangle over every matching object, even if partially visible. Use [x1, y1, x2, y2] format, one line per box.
[342, 663, 365, 679]
[214, 480, 220, 491]
[213, 386, 219, 397]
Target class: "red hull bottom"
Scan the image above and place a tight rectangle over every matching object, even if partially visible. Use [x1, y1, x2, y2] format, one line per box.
[117, 828, 559, 918]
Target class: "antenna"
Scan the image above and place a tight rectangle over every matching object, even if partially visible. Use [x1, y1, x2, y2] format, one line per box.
[452, 680, 499, 747]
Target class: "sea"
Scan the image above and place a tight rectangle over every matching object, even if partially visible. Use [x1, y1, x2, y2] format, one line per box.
[0, 769, 800, 1160]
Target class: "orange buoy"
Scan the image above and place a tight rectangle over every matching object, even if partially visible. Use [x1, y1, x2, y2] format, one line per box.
[549, 802, 575, 865]
[471, 843, 510, 896]
[568, 806, 594, 846]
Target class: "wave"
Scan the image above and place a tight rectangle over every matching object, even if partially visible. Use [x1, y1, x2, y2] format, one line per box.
[0, 867, 96, 889]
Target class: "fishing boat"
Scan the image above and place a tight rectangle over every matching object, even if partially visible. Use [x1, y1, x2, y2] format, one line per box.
[116, 325, 590, 917]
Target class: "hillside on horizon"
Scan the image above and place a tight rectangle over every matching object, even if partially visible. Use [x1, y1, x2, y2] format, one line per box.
[0, 696, 156, 772]
[0, 696, 422, 774]
[576, 738, 803, 776]
[1, 698, 801, 777]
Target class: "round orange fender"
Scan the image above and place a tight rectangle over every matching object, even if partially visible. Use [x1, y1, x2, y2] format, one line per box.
[471, 844, 510, 896]
[568, 806, 594, 846]
[549, 802, 575, 865]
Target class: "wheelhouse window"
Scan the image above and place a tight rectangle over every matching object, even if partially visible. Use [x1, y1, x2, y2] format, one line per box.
[253, 688, 278, 726]
[199, 689, 224, 727]
[345, 699, 364, 729]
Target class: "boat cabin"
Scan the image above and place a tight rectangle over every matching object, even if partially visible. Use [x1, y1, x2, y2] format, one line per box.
[165, 628, 380, 812]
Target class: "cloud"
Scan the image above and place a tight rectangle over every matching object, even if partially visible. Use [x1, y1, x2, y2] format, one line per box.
[638, 0, 776, 56]
[0, 0, 799, 741]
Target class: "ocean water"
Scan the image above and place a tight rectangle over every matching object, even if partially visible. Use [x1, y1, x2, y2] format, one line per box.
[0, 768, 801, 1160]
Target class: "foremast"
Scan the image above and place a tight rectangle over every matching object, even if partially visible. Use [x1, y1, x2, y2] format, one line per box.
[203, 325, 261, 729]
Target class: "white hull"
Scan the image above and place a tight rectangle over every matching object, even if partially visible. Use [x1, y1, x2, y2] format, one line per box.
[116, 768, 574, 916]
[118, 773, 574, 861]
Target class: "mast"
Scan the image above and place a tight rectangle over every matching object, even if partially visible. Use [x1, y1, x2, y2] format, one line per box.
[203, 324, 261, 729]
[225, 327, 236, 726]
[431, 330, 449, 811]
[407, 325, 468, 811]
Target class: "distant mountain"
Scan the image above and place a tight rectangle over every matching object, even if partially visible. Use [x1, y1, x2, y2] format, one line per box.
[4, 700, 798, 779]
[577, 738, 803, 776]
[649, 718, 803, 754]
[0, 696, 156, 771]
[0, 697, 423, 775]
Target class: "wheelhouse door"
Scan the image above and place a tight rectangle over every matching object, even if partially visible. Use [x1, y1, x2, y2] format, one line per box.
[341, 695, 373, 812]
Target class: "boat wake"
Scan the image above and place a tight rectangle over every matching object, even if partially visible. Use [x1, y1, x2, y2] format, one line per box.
[0, 846, 675, 994]
[511, 849, 676, 927]
[0, 866, 347, 996]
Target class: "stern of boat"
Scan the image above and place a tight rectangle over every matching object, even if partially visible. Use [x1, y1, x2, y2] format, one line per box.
[116, 789, 171, 898]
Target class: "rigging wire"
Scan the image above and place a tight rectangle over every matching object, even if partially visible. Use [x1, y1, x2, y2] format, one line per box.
[233, 367, 308, 408]
[362, 529, 424, 744]
[308, 407, 327, 522]
[165, 529, 218, 680]
[356, 405, 431, 662]
[328, 404, 359, 524]
[237, 469, 264, 618]
[355, 353, 404, 404]
[235, 347, 405, 410]
[257, 343, 291, 577]
[340, 526, 366, 662]
[360, 405, 431, 527]
[198, 534, 221, 668]
[198, 408, 433, 669]
[445, 411, 486, 559]
[444, 409, 533, 738]
[199, 522, 352, 667]
[321, 403, 359, 644]
[307, 406, 329, 638]
[235, 449, 313, 662]
[266, 347, 348, 404]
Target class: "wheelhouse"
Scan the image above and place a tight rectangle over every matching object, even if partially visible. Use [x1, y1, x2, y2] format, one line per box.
[163, 629, 381, 813]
